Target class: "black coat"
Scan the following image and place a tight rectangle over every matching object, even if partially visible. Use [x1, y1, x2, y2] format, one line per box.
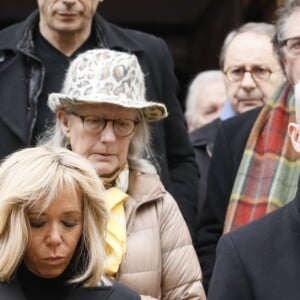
[196, 107, 261, 292]
[0, 10, 198, 238]
[208, 181, 300, 300]
[0, 280, 140, 300]
[190, 118, 220, 219]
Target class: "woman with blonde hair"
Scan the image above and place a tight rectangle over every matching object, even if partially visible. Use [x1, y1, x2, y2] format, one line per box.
[41, 48, 205, 299]
[0, 146, 140, 299]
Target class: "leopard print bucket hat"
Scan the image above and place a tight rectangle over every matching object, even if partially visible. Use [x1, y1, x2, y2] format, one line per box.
[48, 49, 168, 121]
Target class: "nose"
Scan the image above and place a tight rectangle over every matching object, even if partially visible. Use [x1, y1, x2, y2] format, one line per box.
[240, 72, 257, 89]
[99, 121, 117, 142]
[62, 0, 76, 6]
[45, 224, 63, 246]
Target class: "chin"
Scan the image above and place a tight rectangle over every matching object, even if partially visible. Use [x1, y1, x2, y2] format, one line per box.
[95, 166, 116, 177]
[39, 272, 64, 279]
[34, 267, 66, 279]
[240, 103, 263, 113]
[55, 22, 83, 33]
[241, 106, 256, 113]
[91, 161, 117, 177]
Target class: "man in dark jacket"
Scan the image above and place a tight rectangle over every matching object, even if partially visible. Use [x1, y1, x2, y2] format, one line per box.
[191, 22, 284, 225]
[0, 0, 199, 238]
[208, 81, 300, 299]
[208, 178, 300, 299]
[197, 0, 300, 293]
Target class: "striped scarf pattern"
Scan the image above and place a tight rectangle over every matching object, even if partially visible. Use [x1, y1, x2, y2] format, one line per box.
[224, 81, 300, 233]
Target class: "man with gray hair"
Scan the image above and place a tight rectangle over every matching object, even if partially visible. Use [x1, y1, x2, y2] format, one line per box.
[184, 70, 226, 133]
[191, 22, 285, 237]
[197, 1, 300, 294]
[208, 81, 300, 299]
[220, 22, 285, 117]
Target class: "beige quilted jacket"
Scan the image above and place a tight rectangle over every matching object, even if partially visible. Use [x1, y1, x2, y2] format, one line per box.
[116, 170, 206, 300]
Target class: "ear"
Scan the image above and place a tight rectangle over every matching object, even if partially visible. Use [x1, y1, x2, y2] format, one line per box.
[57, 111, 71, 139]
[288, 122, 300, 152]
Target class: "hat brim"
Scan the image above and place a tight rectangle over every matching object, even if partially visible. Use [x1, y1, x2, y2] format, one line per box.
[48, 93, 168, 121]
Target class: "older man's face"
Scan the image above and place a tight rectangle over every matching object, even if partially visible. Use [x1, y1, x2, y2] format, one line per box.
[282, 9, 300, 85]
[37, 0, 100, 35]
[223, 31, 285, 114]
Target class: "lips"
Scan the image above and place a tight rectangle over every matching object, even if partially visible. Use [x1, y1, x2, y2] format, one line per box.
[91, 153, 114, 159]
[57, 12, 78, 18]
[55, 10, 81, 18]
[239, 98, 258, 102]
[43, 257, 65, 265]
[239, 98, 263, 105]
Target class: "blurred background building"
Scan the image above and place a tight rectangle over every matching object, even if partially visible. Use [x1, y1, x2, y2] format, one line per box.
[0, 0, 282, 109]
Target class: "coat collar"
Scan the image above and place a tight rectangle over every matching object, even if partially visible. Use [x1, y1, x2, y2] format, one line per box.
[125, 170, 166, 231]
[189, 118, 220, 147]
[0, 10, 38, 53]
[128, 170, 165, 203]
[93, 14, 144, 54]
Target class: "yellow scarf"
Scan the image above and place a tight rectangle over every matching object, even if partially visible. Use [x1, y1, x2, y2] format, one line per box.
[104, 187, 129, 277]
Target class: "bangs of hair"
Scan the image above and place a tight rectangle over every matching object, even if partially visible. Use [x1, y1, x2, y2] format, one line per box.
[25, 166, 82, 215]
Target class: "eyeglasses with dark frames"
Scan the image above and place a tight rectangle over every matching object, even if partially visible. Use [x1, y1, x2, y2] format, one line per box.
[70, 112, 140, 137]
[279, 36, 300, 56]
[224, 65, 281, 83]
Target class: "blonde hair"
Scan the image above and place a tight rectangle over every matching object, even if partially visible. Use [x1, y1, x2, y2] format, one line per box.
[0, 146, 109, 287]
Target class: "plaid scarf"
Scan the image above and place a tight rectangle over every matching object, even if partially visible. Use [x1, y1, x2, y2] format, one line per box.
[224, 81, 300, 233]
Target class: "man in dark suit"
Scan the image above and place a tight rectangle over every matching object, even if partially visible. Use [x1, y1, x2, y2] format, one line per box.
[190, 22, 285, 224]
[0, 0, 199, 238]
[197, 0, 300, 293]
[208, 80, 300, 300]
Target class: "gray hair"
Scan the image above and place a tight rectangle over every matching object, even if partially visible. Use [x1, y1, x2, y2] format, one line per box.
[219, 22, 277, 69]
[184, 70, 224, 122]
[274, 0, 300, 59]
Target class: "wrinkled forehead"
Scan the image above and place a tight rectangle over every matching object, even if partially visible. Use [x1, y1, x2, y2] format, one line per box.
[284, 9, 300, 39]
[224, 32, 279, 69]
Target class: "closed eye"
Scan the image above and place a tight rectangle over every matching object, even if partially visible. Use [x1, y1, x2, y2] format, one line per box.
[29, 220, 46, 228]
[62, 220, 80, 228]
